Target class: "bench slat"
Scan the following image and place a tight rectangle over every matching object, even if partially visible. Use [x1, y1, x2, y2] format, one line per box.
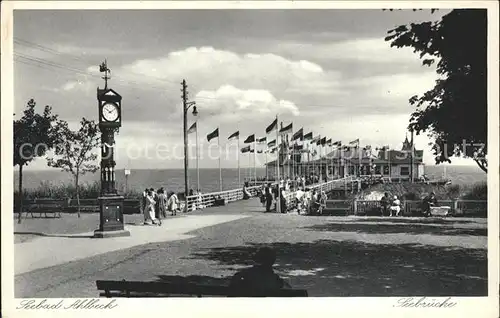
[96, 280, 307, 297]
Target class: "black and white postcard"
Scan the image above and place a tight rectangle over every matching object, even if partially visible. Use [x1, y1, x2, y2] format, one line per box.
[1, 1, 499, 317]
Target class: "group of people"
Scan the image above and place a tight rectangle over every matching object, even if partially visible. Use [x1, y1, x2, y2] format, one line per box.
[141, 187, 180, 225]
[379, 192, 402, 216]
[253, 176, 327, 215]
[291, 187, 328, 215]
[379, 191, 439, 217]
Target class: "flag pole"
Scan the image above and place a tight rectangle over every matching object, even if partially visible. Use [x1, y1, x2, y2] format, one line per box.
[306, 141, 310, 177]
[237, 134, 240, 187]
[218, 127, 222, 192]
[253, 138, 257, 186]
[265, 150, 268, 180]
[290, 126, 294, 183]
[275, 115, 280, 214]
[196, 120, 200, 191]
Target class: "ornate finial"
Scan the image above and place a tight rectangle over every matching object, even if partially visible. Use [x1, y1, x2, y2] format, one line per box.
[99, 59, 111, 89]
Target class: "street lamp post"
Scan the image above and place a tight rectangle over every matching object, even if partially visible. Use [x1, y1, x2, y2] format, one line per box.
[183, 99, 197, 212]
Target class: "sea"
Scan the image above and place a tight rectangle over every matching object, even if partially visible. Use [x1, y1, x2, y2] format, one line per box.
[13, 165, 487, 193]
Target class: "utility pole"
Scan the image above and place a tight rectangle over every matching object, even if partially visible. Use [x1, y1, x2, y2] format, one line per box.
[181, 80, 189, 211]
[410, 129, 414, 183]
[181, 80, 198, 213]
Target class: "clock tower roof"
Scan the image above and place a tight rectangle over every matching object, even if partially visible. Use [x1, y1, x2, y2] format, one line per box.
[97, 87, 122, 103]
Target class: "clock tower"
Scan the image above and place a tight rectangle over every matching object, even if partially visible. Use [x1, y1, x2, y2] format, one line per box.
[94, 60, 130, 238]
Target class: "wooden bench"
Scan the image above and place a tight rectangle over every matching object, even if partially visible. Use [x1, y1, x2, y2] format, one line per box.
[27, 198, 65, 218]
[322, 201, 351, 216]
[96, 280, 308, 298]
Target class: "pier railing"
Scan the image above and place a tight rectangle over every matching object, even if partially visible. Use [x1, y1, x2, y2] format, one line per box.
[283, 177, 351, 205]
[185, 185, 261, 211]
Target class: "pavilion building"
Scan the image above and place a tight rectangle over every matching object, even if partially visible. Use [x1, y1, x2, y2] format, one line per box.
[265, 135, 424, 182]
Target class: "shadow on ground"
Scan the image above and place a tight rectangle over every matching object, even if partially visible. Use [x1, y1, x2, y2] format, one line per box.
[156, 274, 230, 286]
[302, 223, 487, 236]
[345, 218, 479, 224]
[14, 231, 94, 239]
[187, 240, 487, 296]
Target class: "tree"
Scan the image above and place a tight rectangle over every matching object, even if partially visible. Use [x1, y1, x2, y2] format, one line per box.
[14, 99, 59, 223]
[385, 9, 488, 172]
[47, 118, 100, 218]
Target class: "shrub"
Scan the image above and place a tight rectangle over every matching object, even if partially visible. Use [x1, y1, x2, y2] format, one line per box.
[15, 180, 142, 200]
[462, 182, 487, 200]
[402, 192, 419, 200]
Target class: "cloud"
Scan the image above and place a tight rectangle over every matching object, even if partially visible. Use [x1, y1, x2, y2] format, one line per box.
[60, 79, 94, 92]
[196, 85, 300, 119]
[117, 46, 328, 95]
[276, 37, 423, 65]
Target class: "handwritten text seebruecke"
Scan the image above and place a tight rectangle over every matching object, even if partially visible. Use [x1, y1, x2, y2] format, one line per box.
[17, 299, 118, 310]
[394, 297, 457, 308]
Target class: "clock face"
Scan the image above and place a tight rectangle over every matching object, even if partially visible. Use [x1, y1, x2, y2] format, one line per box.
[102, 103, 119, 122]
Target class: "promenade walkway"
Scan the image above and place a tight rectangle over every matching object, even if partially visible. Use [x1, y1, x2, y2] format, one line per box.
[14, 197, 263, 275]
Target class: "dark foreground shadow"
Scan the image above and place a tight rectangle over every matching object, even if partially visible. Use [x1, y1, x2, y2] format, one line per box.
[156, 274, 229, 286]
[302, 223, 487, 236]
[14, 231, 94, 239]
[349, 218, 478, 224]
[187, 240, 487, 296]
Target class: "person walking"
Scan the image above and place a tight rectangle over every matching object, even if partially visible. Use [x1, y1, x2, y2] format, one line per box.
[145, 189, 159, 225]
[265, 183, 273, 212]
[167, 191, 179, 216]
[141, 188, 150, 224]
[157, 188, 168, 220]
[318, 191, 327, 215]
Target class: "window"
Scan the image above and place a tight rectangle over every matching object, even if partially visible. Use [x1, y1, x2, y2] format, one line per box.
[375, 165, 381, 174]
[400, 166, 410, 175]
[383, 165, 390, 174]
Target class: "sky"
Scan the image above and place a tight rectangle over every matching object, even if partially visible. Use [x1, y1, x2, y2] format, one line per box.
[13, 8, 478, 170]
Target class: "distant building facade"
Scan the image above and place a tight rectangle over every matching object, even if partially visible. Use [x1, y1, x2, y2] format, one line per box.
[266, 135, 424, 181]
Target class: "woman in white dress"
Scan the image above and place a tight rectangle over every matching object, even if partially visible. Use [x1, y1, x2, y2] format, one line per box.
[145, 190, 159, 225]
[167, 191, 179, 216]
[390, 195, 401, 216]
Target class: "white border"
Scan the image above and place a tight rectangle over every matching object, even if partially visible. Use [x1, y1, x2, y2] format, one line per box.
[2, 1, 499, 318]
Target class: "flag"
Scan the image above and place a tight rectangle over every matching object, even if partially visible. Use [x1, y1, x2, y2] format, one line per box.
[241, 145, 251, 153]
[257, 137, 267, 143]
[228, 131, 239, 140]
[292, 128, 303, 141]
[266, 118, 278, 134]
[187, 122, 197, 134]
[304, 132, 313, 140]
[349, 138, 359, 145]
[332, 141, 341, 146]
[320, 137, 327, 146]
[326, 138, 332, 146]
[311, 135, 320, 143]
[279, 123, 293, 135]
[207, 128, 219, 142]
[244, 134, 255, 143]
[267, 139, 276, 148]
